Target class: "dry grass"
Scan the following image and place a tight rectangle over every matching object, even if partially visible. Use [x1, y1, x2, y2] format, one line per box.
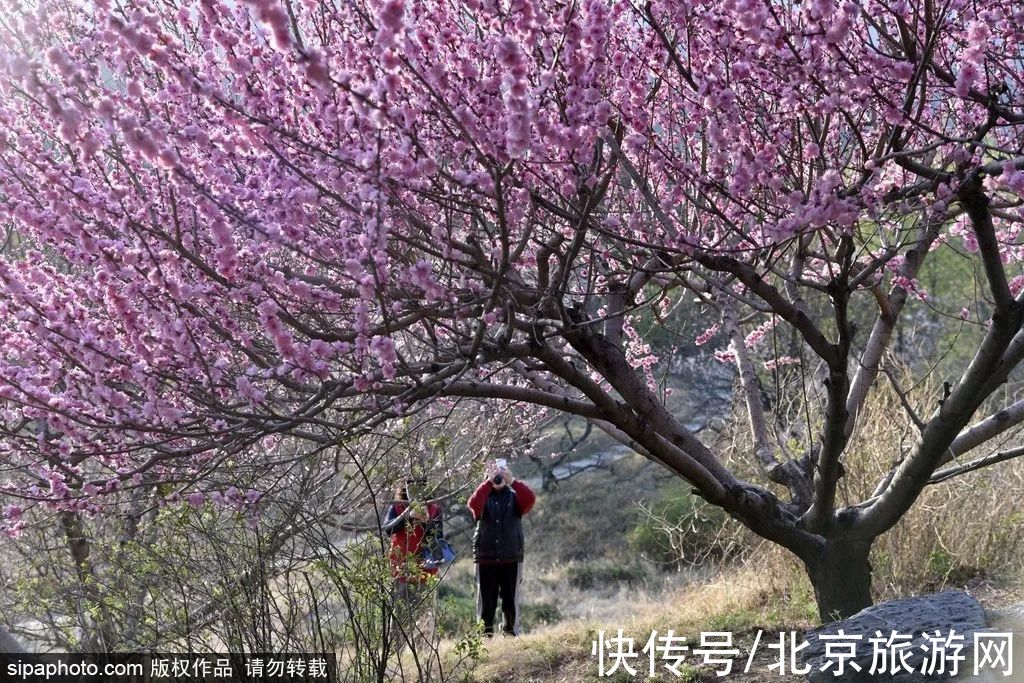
[442, 552, 1024, 682]
[839, 377, 1024, 599]
[446, 561, 818, 682]
[711, 372, 1024, 602]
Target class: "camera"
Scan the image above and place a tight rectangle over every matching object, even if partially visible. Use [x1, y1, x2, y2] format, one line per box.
[492, 458, 508, 484]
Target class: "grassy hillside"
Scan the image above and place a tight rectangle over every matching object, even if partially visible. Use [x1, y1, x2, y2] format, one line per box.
[431, 446, 1024, 682]
[433, 453, 818, 681]
[445, 561, 819, 682]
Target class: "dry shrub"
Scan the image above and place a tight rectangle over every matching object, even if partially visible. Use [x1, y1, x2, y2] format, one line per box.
[629, 478, 748, 569]
[841, 373, 1024, 599]
[711, 369, 1024, 604]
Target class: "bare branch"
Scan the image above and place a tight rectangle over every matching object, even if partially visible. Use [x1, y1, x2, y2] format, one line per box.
[928, 445, 1024, 484]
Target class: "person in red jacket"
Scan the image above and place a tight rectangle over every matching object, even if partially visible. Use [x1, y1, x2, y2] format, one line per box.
[467, 460, 536, 636]
[382, 477, 443, 652]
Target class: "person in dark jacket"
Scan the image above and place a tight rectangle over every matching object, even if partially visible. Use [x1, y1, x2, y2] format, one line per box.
[382, 478, 443, 583]
[382, 477, 443, 653]
[466, 460, 536, 636]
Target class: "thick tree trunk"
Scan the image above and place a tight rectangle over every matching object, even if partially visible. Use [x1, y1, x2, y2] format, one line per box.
[804, 538, 874, 622]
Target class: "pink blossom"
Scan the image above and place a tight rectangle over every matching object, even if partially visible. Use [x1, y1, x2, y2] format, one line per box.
[305, 48, 330, 87]
[370, 335, 397, 364]
[380, 0, 405, 35]
[496, 37, 533, 158]
[696, 325, 720, 346]
[955, 62, 980, 97]
[764, 356, 800, 370]
[244, 0, 292, 50]
[714, 347, 737, 364]
[744, 317, 778, 348]
[1010, 275, 1024, 298]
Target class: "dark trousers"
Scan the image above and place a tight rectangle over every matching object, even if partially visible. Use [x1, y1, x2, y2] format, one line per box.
[474, 561, 522, 635]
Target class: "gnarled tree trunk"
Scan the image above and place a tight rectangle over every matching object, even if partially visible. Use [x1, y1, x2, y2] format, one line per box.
[803, 538, 875, 622]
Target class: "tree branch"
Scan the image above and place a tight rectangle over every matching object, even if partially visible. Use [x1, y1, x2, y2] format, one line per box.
[928, 445, 1024, 484]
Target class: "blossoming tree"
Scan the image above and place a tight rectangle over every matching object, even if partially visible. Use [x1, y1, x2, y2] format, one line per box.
[1, 0, 1022, 620]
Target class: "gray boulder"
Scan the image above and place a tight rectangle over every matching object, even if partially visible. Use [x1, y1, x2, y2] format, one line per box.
[0, 625, 24, 653]
[801, 590, 989, 682]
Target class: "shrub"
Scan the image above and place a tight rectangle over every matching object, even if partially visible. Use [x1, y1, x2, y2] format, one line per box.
[565, 559, 647, 589]
[437, 592, 478, 636]
[519, 601, 562, 628]
[628, 480, 733, 568]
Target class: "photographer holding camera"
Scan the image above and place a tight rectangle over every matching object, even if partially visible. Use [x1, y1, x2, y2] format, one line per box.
[466, 458, 536, 637]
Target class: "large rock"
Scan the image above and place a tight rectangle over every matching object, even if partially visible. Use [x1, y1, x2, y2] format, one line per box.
[952, 602, 1024, 682]
[0, 626, 24, 653]
[801, 590, 989, 682]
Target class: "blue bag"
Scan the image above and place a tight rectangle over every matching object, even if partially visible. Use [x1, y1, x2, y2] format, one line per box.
[422, 534, 456, 568]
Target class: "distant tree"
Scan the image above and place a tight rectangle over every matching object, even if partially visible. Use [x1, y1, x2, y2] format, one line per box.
[0, 0, 1023, 620]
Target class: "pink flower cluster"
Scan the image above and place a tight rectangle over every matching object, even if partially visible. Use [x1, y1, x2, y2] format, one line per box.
[714, 345, 738, 365]
[496, 37, 533, 159]
[623, 317, 660, 391]
[695, 324, 720, 346]
[892, 275, 928, 301]
[408, 260, 445, 303]
[377, 0, 406, 73]
[744, 317, 778, 349]
[955, 20, 990, 97]
[244, 0, 292, 51]
[1010, 275, 1024, 299]
[764, 356, 800, 371]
